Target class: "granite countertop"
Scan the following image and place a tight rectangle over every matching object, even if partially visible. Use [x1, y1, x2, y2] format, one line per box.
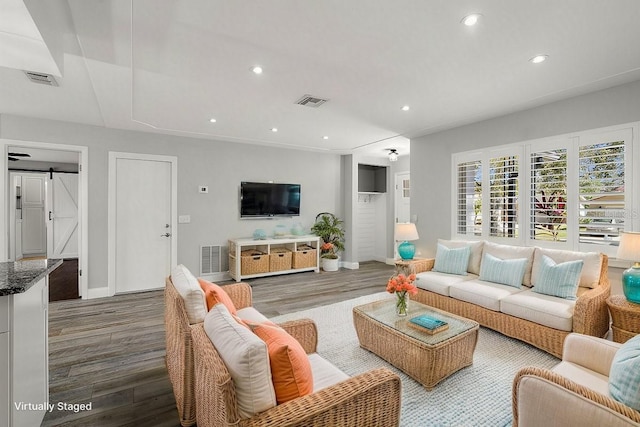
[0, 259, 63, 296]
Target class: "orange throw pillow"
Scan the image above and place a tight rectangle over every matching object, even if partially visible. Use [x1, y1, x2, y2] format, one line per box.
[251, 323, 313, 404]
[198, 278, 237, 315]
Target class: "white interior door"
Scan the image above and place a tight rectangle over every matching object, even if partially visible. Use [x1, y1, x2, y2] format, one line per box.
[21, 174, 47, 256]
[110, 154, 176, 294]
[47, 173, 79, 259]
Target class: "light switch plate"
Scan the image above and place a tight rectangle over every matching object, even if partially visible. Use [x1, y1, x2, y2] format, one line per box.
[178, 215, 191, 224]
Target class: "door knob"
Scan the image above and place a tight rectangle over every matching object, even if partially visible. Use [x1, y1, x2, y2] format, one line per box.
[161, 233, 171, 237]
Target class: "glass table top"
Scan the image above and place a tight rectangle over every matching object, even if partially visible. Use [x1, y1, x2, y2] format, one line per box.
[353, 297, 479, 346]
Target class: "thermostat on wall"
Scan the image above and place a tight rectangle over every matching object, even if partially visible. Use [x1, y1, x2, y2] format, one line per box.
[199, 186, 209, 194]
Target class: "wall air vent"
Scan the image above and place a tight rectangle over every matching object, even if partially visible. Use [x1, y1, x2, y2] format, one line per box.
[23, 71, 58, 87]
[295, 94, 328, 108]
[200, 245, 229, 275]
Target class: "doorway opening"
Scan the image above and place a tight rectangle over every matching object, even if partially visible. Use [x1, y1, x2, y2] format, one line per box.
[3, 141, 88, 300]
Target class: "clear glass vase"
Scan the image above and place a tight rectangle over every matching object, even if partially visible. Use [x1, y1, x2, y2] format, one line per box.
[395, 291, 409, 317]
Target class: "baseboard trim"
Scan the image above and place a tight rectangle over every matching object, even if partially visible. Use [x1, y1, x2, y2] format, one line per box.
[85, 286, 110, 300]
[340, 261, 359, 270]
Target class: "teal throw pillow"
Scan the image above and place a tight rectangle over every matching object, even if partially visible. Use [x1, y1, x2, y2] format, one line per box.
[532, 255, 583, 300]
[432, 244, 470, 276]
[609, 334, 640, 411]
[479, 253, 527, 288]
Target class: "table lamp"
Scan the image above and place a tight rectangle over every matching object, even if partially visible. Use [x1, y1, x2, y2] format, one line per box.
[616, 231, 640, 304]
[395, 223, 419, 260]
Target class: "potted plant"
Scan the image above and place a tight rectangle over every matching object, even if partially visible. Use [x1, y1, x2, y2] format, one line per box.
[311, 212, 345, 272]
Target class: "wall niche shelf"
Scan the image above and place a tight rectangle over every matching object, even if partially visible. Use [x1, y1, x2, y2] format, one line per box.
[358, 164, 387, 193]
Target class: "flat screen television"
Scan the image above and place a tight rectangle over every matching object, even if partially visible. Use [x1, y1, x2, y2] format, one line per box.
[240, 182, 301, 218]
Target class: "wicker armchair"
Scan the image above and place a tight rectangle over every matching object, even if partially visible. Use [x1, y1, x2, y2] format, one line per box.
[191, 319, 402, 427]
[512, 334, 640, 427]
[164, 276, 253, 427]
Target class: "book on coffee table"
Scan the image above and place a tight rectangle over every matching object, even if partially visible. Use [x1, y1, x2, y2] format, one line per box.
[408, 314, 449, 335]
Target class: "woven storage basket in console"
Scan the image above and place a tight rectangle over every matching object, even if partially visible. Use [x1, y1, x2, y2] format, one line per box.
[269, 248, 292, 272]
[293, 245, 317, 269]
[240, 249, 269, 275]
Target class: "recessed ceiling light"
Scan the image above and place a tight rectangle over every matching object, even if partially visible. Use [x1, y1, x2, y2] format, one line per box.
[271, 127, 278, 132]
[209, 118, 217, 123]
[461, 13, 482, 26]
[252, 66, 263, 74]
[530, 54, 549, 64]
[401, 105, 410, 111]
[323, 136, 329, 140]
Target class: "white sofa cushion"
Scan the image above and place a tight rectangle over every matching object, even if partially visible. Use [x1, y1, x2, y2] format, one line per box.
[483, 242, 535, 286]
[531, 247, 602, 289]
[416, 271, 478, 296]
[552, 361, 611, 397]
[204, 303, 277, 418]
[438, 239, 484, 275]
[171, 264, 207, 324]
[500, 289, 576, 331]
[449, 279, 523, 312]
[308, 353, 350, 392]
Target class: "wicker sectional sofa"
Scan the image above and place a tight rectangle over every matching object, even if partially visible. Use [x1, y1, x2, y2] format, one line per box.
[408, 240, 611, 358]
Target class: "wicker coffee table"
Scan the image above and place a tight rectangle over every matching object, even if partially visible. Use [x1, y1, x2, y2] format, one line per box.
[353, 298, 479, 389]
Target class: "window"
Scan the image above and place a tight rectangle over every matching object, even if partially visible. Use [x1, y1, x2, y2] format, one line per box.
[489, 155, 519, 238]
[578, 138, 625, 245]
[530, 149, 567, 242]
[456, 160, 482, 236]
[452, 124, 635, 254]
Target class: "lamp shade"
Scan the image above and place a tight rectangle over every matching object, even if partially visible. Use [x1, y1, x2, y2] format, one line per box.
[395, 223, 419, 241]
[617, 232, 640, 261]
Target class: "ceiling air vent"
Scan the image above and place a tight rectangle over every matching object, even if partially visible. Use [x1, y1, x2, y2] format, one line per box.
[295, 94, 328, 108]
[23, 71, 58, 87]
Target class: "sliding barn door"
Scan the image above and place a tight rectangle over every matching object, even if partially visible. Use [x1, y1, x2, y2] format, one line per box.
[47, 173, 79, 259]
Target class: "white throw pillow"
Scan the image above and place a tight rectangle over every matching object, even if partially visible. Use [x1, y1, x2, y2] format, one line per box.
[204, 303, 277, 418]
[482, 242, 535, 286]
[170, 264, 207, 324]
[531, 247, 602, 289]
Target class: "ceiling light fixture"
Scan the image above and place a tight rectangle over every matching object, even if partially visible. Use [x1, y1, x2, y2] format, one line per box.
[252, 66, 263, 74]
[461, 13, 482, 26]
[530, 54, 548, 64]
[323, 136, 329, 140]
[388, 149, 399, 162]
[209, 118, 217, 123]
[271, 127, 278, 132]
[401, 105, 410, 111]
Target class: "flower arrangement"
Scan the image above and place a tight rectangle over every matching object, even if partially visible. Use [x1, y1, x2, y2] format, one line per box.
[386, 273, 417, 316]
[320, 242, 337, 259]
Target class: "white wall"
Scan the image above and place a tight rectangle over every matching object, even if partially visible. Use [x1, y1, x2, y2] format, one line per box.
[0, 115, 343, 290]
[410, 79, 640, 294]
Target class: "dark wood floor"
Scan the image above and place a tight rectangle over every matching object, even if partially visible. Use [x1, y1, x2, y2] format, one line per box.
[49, 258, 80, 302]
[42, 261, 394, 426]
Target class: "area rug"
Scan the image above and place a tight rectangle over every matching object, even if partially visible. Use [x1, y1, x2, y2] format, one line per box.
[270, 292, 559, 427]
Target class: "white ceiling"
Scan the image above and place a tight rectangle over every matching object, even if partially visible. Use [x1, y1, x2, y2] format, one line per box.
[1, 0, 640, 160]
